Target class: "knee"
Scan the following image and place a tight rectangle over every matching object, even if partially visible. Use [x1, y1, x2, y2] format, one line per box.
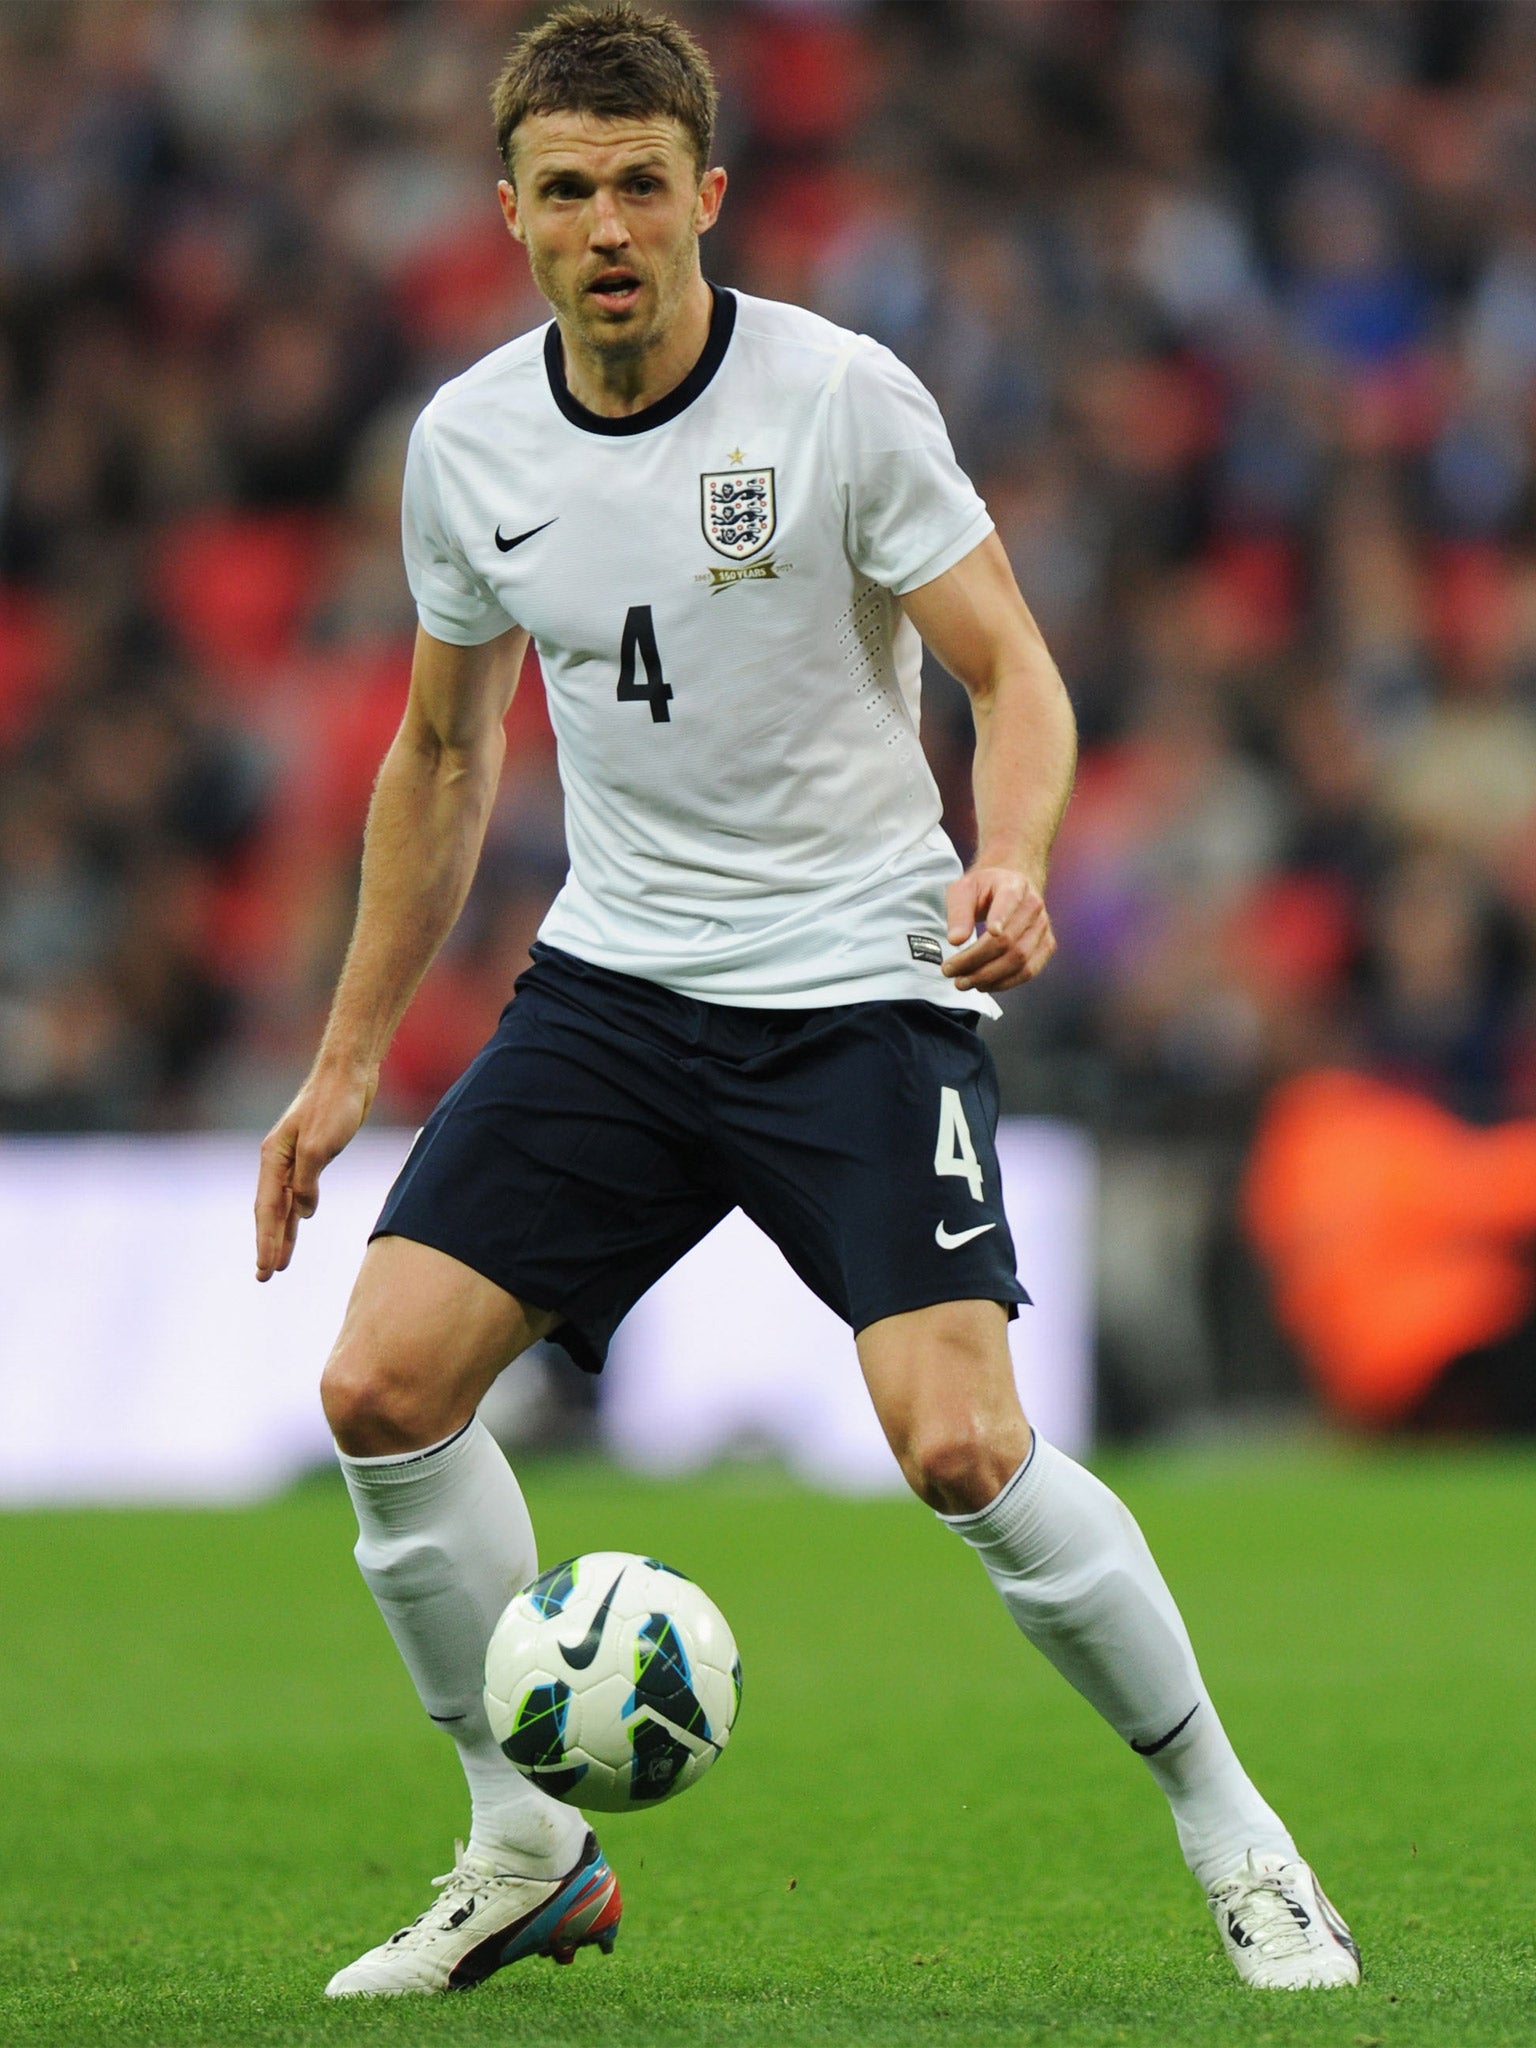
[321, 1339, 456, 1457]
[862, 1300, 1031, 1514]
[896, 1418, 1031, 1515]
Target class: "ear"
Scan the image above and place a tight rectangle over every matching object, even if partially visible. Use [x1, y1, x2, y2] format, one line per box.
[497, 178, 526, 245]
[694, 165, 728, 237]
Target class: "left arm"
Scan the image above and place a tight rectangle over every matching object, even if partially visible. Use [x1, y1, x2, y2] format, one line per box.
[899, 531, 1078, 994]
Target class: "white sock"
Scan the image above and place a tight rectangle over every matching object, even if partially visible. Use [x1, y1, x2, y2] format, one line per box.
[941, 1434, 1295, 1887]
[338, 1417, 588, 1877]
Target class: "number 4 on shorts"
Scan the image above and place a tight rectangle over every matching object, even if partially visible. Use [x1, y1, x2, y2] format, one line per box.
[934, 1086, 984, 1202]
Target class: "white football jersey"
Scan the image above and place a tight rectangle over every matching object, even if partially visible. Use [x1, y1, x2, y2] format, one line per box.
[402, 287, 997, 1013]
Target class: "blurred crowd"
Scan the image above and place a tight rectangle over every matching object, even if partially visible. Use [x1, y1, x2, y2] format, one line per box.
[2, 0, 1535, 1148]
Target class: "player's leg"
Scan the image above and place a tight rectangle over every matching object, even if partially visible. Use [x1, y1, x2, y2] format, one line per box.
[324, 949, 726, 1994]
[320, 1235, 618, 1996]
[856, 1306, 1358, 1987]
[713, 1001, 1357, 1986]
[716, 1005, 1276, 1844]
[857, 1302, 1296, 1860]
[321, 1234, 584, 1872]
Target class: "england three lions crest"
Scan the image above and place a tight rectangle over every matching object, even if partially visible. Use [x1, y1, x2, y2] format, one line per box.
[701, 468, 776, 560]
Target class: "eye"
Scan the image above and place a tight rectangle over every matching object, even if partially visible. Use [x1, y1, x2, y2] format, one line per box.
[629, 176, 660, 196]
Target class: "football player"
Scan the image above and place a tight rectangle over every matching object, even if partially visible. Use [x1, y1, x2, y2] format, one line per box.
[255, 1, 1359, 1999]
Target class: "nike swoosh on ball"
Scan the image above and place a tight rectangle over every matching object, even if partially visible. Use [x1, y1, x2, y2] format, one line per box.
[557, 1569, 626, 1670]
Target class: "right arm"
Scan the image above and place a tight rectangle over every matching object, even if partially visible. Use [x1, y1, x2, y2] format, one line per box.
[254, 622, 527, 1280]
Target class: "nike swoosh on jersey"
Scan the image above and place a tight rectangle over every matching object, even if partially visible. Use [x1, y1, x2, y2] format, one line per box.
[934, 1221, 997, 1251]
[557, 1568, 627, 1670]
[494, 518, 558, 552]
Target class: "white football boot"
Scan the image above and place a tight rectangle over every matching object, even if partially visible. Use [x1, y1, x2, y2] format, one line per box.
[1207, 1851, 1360, 1989]
[325, 1831, 620, 1997]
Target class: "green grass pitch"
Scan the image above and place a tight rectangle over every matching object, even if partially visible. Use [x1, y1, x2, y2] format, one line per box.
[0, 1447, 1531, 2047]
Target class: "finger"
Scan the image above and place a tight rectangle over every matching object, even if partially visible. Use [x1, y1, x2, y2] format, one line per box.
[255, 1114, 306, 1273]
[943, 928, 1008, 980]
[995, 889, 1051, 948]
[980, 875, 1029, 939]
[952, 916, 1056, 988]
[961, 925, 1057, 992]
[259, 1193, 293, 1280]
[946, 872, 984, 946]
[254, 1151, 290, 1280]
[290, 1140, 325, 1223]
[255, 1186, 292, 1281]
[981, 901, 1034, 951]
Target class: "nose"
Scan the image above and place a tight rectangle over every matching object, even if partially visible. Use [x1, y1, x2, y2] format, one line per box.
[588, 186, 629, 251]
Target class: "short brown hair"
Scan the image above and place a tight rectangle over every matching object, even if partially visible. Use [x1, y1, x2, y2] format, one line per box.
[492, 3, 718, 181]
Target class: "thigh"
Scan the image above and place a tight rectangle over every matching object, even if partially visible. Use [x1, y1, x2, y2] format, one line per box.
[858, 1298, 1028, 1430]
[322, 1233, 556, 1450]
[375, 952, 729, 1373]
[710, 1002, 1029, 1334]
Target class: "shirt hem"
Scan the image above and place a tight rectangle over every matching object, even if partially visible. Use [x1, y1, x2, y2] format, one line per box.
[414, 601, 515, 647]
[534, 932, 1001, 1018]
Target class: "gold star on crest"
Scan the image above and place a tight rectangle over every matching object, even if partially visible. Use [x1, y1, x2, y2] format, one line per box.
[726, 447, 745, 464]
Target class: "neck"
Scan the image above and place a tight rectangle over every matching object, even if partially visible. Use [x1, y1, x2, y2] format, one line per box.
[558, 271, 714, 418]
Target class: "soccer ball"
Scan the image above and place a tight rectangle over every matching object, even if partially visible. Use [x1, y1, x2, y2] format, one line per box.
[484, 1551, 741, 1813]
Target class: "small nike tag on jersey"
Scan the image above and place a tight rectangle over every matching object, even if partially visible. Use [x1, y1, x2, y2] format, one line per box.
[495, 518, 558, 552]
[935, 1220, 996, 1251]
[907, 934, 944, 965]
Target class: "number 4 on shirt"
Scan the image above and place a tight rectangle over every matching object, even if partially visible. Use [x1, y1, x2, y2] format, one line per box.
[617, 605, 672, 724]
[935, 1086, 985, 1202]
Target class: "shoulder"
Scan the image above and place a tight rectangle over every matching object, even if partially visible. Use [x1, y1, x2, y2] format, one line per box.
[728, 292, 939, 419]
[725, 290, 876, 392]
[728, 288, 858, 360]
[415, 324, 551, 445]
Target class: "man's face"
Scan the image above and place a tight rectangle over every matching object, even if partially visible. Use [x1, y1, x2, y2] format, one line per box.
[499, 113, 725, 362]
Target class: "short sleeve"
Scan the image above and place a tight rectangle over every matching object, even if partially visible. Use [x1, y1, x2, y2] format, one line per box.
[830, 341, 994, 596]
[401, 407, 513, 646]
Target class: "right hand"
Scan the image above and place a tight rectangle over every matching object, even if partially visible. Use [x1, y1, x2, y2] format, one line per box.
[942, 862, 1056, 993]
[255, 1061, 378, 1281]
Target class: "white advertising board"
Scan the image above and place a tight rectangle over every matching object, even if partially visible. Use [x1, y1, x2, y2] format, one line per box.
[0, 1123, 1093, 1504]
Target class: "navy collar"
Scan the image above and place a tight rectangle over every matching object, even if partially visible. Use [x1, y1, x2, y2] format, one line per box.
[544, 286, 736, 436]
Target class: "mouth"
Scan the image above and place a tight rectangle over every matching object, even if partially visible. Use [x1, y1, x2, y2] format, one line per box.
[585, 269, 644, 315]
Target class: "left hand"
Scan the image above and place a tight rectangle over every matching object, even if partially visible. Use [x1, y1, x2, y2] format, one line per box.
[942, 865, 1057, 993]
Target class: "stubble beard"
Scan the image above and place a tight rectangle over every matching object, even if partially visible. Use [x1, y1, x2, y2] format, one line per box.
[535, 241, 693, 371]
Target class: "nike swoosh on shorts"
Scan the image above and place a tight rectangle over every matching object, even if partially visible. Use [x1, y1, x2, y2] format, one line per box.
[934, 1221, 996, 1251]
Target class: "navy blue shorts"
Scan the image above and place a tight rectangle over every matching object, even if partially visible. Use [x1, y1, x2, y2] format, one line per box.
[374, 944, 1028, 1373]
